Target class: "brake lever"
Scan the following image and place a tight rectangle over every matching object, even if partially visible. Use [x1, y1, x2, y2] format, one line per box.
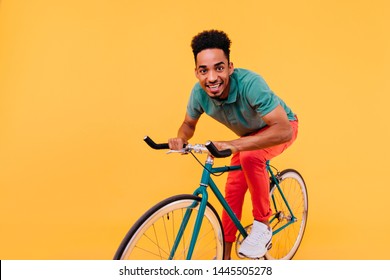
[166, 149, 188, 154]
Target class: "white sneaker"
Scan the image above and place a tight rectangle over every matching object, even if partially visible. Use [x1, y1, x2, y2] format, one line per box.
[238, 221, 272, 259]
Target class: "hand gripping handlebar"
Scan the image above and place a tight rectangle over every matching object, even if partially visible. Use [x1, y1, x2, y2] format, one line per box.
[143, 136, 232, 158]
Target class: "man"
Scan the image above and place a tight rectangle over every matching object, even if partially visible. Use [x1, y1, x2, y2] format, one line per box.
[168, 30, 298, 260]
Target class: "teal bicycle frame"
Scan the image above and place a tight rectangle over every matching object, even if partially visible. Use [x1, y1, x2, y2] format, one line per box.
[169, 156, 297, 260]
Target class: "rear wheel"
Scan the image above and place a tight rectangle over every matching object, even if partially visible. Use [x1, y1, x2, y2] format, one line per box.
[265, 169, 308, 260]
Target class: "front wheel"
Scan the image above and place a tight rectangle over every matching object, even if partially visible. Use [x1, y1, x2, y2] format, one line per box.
[265, 169, 308, 260]
[113, 194, 224, 260]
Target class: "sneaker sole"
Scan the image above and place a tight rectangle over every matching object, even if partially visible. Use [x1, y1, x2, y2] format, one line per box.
[238, 241, 272, 259]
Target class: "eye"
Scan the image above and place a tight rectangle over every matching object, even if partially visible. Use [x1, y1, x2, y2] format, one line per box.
[216, 66, 225, 72]
[199, 68, 207, 74]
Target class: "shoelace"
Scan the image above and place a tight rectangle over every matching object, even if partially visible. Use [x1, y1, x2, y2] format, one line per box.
[246, 228, 271, 245]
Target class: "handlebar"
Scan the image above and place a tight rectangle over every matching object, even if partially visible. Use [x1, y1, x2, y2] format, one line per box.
[143, 136, 170, 150]
[143, 136, 232, 158]
[205, 141, 232, 158]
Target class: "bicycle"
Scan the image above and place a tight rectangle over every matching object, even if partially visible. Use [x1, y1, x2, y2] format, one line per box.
[113, 136, 308, 260]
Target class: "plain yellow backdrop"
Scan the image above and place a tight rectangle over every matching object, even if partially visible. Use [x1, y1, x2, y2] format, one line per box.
[1, 0, 389, 259]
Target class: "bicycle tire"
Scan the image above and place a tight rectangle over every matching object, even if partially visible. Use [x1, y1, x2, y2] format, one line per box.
[113, 194, 224, 260]
[265, 169, 308, 260]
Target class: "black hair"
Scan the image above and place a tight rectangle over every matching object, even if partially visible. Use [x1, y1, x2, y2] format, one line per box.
[191, 30, 231, 62]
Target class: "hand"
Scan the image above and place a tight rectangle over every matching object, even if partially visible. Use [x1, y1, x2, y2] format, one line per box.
[212, 141, 239, 154]
[168, 137, 186, 151]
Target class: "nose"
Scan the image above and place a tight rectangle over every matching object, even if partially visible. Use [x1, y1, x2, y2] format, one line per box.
[207, 70, 218, 83]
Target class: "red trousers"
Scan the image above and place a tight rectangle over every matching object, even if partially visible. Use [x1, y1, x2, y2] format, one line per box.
[222, 120, 299, 243]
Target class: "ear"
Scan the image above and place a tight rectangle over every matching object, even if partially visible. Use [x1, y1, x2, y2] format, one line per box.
[194, 67, 199, 79]
[228, 62, 234, 75]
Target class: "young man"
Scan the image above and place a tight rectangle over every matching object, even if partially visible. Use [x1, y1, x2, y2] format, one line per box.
[168, 30, 298, 260]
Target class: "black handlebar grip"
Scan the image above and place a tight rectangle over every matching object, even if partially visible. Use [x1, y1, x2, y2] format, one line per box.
[144, 136, 169, 149]
[205, 141, 232, 158]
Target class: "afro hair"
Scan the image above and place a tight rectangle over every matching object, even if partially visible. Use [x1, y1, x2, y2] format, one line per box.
[191, 30, 231, 62]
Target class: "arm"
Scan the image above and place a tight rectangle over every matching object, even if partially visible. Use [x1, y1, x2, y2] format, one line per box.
[214, 105, 293, 153]
[168, 113, 199, 150]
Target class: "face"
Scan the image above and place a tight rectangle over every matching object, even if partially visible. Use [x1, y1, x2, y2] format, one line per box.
[195, 48, 234, 100]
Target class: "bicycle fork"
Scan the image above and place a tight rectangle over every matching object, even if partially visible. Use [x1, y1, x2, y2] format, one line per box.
[169, 156, 214, 260]
[268, 163, 297, 235]
[168, 186, 208, 260]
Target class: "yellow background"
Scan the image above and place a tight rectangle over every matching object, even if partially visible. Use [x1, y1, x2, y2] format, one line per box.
[1, 0, 389, 259]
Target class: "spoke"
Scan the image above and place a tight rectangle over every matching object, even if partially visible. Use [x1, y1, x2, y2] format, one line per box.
[163, 213, 172, 256]
[139, 229, 170, 259]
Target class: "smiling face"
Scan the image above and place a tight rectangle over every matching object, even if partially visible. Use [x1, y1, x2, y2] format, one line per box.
[195, 48, 234, 100]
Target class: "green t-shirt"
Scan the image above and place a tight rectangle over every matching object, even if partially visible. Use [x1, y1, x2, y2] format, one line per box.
[187, 68, 296, 136]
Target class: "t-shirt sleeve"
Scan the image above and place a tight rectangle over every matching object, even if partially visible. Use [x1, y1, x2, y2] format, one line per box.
[186, 87, 204, 120]
[245, 74, 280, 117]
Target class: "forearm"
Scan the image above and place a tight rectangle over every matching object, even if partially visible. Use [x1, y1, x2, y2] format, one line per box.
[232, 124, 292, 152]
[169, 114, 198, 150]
[177, 121, 196, 142]
[227, 105, 294, 152]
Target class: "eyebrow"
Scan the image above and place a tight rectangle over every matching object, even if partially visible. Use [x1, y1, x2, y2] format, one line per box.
[198, 61, 225, 69]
